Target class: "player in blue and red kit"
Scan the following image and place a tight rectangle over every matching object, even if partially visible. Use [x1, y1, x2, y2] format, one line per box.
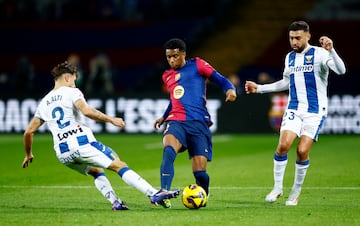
[154, 38, 237, 208]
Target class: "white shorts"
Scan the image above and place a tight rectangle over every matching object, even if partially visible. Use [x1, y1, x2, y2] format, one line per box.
[280, 109, 327, 141]
[56, 141, 118, 175]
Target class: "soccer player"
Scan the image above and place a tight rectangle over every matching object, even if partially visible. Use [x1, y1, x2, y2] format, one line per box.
[22, 61, 180, 211]
[154, 38, 237, 208]
[245, 21, 346, 206]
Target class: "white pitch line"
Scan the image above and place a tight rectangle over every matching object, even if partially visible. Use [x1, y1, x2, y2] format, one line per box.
[0, 185, 359, 190]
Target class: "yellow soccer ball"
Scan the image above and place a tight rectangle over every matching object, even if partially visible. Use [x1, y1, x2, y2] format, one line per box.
[182, 184, 207, 209]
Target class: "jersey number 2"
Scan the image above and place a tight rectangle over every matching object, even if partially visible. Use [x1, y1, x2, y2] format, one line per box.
[52, 107, 70, 129]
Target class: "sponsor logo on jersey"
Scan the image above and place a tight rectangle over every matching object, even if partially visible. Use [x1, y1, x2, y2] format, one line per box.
[173, 85, 185, 99]
[59, 150, 80, 163]
[289, 65, 313, 73]
[57, 126, 83, 141]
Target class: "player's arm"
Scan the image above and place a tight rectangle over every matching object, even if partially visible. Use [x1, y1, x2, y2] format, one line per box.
[209, 71, 237, 102]
[154, 102, 172, 130]
[245, 78, 289, 94]
[75, 99, 125, 129]
[319, 36, 346, 75]
[196, 57, 236, 102]
[328, 49, 346, 75]
[23, 117, 44, 168]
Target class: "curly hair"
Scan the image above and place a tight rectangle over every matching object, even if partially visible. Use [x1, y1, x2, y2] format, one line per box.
[164, 38, 186, 52]
[51, 61, 77, 80]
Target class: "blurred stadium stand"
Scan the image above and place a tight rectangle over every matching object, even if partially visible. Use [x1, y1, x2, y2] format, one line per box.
[0, 0, 238, 97]
[0, 0, 359, 98]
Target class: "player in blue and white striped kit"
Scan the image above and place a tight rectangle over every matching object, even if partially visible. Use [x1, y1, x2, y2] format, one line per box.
[245, 21, 346, 206]
[22, 61, 180, 211]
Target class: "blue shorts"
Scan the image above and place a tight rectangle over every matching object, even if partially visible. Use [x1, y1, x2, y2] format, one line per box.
[163, 120, 212, 161]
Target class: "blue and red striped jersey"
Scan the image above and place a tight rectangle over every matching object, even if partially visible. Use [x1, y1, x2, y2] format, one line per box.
[162, 57, 234, 125]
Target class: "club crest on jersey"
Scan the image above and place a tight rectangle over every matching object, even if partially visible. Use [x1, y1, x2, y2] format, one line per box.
[175, 73, 181, 81]
[305, 55, 313, 64]
[173, 85, 185, 99]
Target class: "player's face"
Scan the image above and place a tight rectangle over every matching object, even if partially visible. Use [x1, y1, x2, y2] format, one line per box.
[165, 49, 186, 69]
[69, 73, 77, 88]
[289, 30, 310, 53]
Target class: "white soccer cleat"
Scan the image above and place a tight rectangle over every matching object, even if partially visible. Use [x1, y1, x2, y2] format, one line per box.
[285, 189, 301, 206]
[265, 188, 283, 203]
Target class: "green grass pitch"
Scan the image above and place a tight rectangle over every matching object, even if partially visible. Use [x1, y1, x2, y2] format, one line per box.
[0, 133, 359, 225]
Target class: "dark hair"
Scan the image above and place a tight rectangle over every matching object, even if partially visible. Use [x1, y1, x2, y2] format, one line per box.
[164, 38, 186, 52]
[51, 61, 77, 80]
[288, 21, 310, 33]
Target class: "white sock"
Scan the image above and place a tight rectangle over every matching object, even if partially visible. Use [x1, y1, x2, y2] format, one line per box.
[273, 159, 288, 190]
[94, 175, 119, 204]
[292, 162, 310, 191]
[121, 169, 158, 196]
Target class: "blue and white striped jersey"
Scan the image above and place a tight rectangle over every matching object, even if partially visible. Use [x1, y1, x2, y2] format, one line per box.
[284, 46, 329, 114]
[257, 45, 346, 115]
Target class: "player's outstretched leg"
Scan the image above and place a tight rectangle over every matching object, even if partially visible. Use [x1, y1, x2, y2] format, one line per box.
[117, 166, 179, 207]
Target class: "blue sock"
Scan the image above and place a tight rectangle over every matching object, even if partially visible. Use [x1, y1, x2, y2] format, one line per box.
[193, 170, 210, 195]
[92, 172, 106, 179]
[160, 146, 176, 190]
[118, 167, 130, 177]
[274, 153, 288, 161]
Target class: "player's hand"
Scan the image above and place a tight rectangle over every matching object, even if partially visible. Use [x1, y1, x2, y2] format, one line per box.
[319, 36, 333, 51]
[112, 117, 125, 129]
[154, 117, 165, 131]
[225, 89, 237, 102]
[245, 81, 258, 94]
[22, 153, 34, 168]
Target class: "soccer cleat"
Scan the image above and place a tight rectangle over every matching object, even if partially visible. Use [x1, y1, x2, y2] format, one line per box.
[112, 200, 129, 211]
[265, 188, 283, 203]
[161, 199, 172, 208]
[285, 189, 301, 206]
[150, 189, 180, 206]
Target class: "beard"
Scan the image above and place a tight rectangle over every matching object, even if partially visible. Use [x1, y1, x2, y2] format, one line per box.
[292, 43, 307, 53]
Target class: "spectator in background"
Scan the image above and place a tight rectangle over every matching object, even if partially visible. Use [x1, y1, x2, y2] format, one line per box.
[0, 72, 10, 96]
[228, 73, 243, 95]
[257, 71, 274, 84]
[97, 0, 120, 21]
[85, 53, 114, 97]
[14, 56, 35, 97]
[67, 53, 84, 90]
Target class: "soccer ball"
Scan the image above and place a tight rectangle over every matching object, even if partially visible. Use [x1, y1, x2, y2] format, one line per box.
[182, 184, 207, 209]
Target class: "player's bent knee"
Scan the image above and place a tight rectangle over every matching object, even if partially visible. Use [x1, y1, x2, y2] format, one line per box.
[108, 158, 128, 172]
[296, 148, 310, 158]
[88, 167, 105, 176]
